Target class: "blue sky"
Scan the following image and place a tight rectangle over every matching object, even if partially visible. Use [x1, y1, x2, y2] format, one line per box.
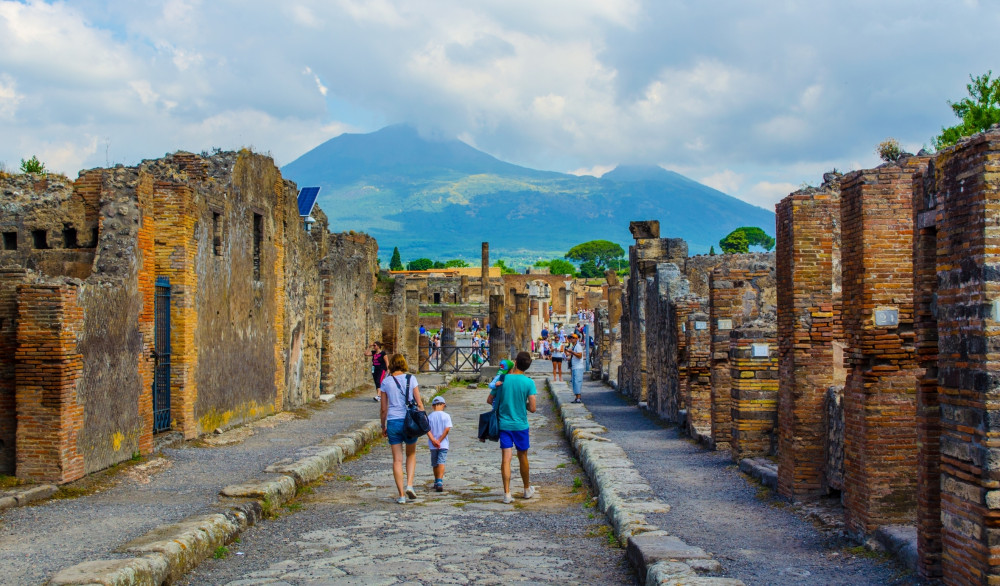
[0, 0, 996, 210]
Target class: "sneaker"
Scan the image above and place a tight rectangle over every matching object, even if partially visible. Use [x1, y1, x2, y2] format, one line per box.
[435, 483, 443, 493]
[405, 486, 417, 499]
[523, 486, 536, 500]
[373, 396, 380, 402]
[502, 493, 515, 504]
[572, 398, 582, 404]
[396, 496, 406, 504]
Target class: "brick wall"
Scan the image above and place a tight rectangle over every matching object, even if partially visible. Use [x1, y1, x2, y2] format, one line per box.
[0, 268, 30, 474]
[915, 130, 1000, 583]
[684, 309, 712, 438]
[645, 263, 689, 422]
[729, 324, 779, 461]
[15, 283, 85, 483]
[708, 255, 776, 450]
[775, 183, 844, 500]
[840, 156, 928, 536]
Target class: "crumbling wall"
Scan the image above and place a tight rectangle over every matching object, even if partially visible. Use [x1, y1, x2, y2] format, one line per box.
[0, 268, 30, 474]
[708, 254, 776, 450]
[684, 310, 712, 438]
[645, 263, 690, 423]
[914, 130, 1000, 582]
[840, 156, 928, 536]
[825, 386, 845, 492]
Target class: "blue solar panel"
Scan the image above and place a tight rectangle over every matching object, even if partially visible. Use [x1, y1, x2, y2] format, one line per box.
[297, 187, 321, 217]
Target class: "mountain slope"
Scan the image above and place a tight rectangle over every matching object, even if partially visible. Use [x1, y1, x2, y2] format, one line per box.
[282, 126, 775, 262]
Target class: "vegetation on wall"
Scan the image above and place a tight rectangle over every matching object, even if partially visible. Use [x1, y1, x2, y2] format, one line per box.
[19, 155, 45, 174]
[719, 227, 775, 254]
[935, 71, 1000, 149]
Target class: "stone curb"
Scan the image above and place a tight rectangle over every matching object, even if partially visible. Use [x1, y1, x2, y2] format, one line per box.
[873, 525, 918, 573]
[738, 458, 778, 492]
[0, 484, 58, 512]
[48, 420, 382, 586]
[546, 379, 743, 586]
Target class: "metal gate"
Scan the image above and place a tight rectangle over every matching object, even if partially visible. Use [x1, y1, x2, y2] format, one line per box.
[418, 346, 485, 373]
[153, 277, 172, 433]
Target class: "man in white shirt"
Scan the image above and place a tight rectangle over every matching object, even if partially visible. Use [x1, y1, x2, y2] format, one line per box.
[566, 333, 586, 403]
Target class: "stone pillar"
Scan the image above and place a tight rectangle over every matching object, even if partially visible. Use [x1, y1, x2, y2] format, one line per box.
[776, 179, 844, 501]
[914, 131, 1000, 583]
[489, 294, 508, 365]
[529, 298, 541, 341]
[563, 280, 574, 322]
[0, 268, 29, 475]
[514, 292, 529, 354]
[15, 283, 85, 484]
[460, 276, 469, 303]
[404, 290, 420, 368]
[729, 324, 779, 461]
[840, 156, 928, 537]
[481, 242, 490, 301]
[606, 270, 623, 381]
[418, 334, 431, 372]
[441, 309, 457, 371]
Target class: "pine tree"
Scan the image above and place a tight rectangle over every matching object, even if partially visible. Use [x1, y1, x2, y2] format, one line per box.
[389, 247, 403, 271]
[709, 245, 716, 256]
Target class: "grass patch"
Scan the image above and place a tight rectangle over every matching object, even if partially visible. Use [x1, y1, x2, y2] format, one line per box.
[844, 545, 888, 560]
[452, 502, 467, 508]
[284, 502, 303, 512]
[344, 437, 382, 462]
[337, 475, 353, 482]
[572, 476, 583, 492]
[295, 484, 314, 497]
[0, 475, 21, 490]
[432, 387, 448, 399]
[52, 485, 90, 500]
[213, 546, 229, 559]
[556, 463, 567, 469]
[261, 496, 277, 519]
[583, 499, 596, 509]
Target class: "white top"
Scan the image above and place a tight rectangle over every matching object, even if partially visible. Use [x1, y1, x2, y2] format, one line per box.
[551, 340, 565, 358]
[427, 410, 453, 450]
[570, 342, 586, 370]
[380, 373, 419, 420]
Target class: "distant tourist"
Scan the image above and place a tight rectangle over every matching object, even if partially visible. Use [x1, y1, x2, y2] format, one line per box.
[488, 351, 537, 504]
[426, 396, 452, 492]
[419, 324, 426, 336]
[380, 354, 424, 504]
[566, 333, 585, 404]
[550, 337, 565, 381]
[368, 341, 389, 402]
[457, 318, 464, 332]
[540, 325, 548, 340]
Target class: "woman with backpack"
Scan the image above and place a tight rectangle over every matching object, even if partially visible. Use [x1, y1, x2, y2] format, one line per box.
[379, 354, 424, 504]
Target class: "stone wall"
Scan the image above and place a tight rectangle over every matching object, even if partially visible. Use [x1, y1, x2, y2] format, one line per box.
[775, 178, 844, 500]
[644, 263, 688, 421]
[0, 268, 27, 474]
[683, 309, 712, 438]
[729, 323, 779, 461]
[825, 386, 845, 492]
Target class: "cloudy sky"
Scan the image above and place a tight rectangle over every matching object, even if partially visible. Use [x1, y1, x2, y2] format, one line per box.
[0, 0, 995, 210]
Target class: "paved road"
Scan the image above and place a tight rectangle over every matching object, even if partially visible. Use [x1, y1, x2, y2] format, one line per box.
[0, 386, 389, 585]
[579, 376, 917, 585]
[181, 374, 635, 585]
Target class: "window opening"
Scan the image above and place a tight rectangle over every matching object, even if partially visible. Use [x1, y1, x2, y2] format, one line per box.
[253, 213, 263, 281]
[32, 230, 48, 249]
[63, 225, 78, 248]
[2, 232, 16, 250]
[91, 227, 99, 247]
[212, 212, 222, 256]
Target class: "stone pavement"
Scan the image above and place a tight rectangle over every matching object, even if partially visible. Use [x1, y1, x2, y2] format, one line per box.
[0, 384, 396, 585]
[180, 374, 636, 585]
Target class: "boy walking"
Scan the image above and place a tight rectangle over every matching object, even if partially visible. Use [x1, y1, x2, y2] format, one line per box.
[427, 396, 453, 492]
[488, 351, 537, 504]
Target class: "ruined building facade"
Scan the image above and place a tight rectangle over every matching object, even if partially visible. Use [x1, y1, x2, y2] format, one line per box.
[0, 151, 403, 484]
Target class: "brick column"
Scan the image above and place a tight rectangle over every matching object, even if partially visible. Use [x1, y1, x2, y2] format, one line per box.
[15, 283, 85, 484]
[840, 157, 928, 536]
[488, 294, 507, 365]
[481, 242, 489, 301]
[514, 292, 529, 353]
[685, 311, 712, 438]
[730, 325, 779, 461]
[917, 130, 1000, 583]
[0, 268, 29, 475]
[441, 309, 456, 371]
[776, 185, 843, 500]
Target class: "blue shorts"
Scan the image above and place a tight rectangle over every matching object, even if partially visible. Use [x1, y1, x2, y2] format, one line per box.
[430, 448, 448, 467]
[571, 368, 584, 394]
[386, 419, 417, 446]
[499, 429, 531, 452]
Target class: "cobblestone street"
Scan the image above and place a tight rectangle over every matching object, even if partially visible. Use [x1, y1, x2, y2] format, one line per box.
[180, 374, 635, 585]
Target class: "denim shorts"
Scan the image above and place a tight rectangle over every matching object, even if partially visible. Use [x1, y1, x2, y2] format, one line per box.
[499, 429, 531, 451]
[571, 368, 584, 394]
[386, 419, 417, 446]
[430, 448, 448, 467]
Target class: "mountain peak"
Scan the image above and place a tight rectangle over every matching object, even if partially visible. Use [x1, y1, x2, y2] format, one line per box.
[601, 164, 681, 183]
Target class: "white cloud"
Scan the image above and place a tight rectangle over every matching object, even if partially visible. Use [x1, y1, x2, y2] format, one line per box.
[0, 74, 22, 119]
[700, 170, 744, 195]
[741, 181, 799, 211]
[568, 164, 616, 177]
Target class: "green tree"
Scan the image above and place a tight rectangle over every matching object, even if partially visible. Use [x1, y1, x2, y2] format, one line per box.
[493, 259, 518, 275]
[533, 260, 551, 267]
[935, 71, 1000, 149]
[547, 259, 576, 276]
[407, 258, 434, 271]
[564, 240, 625, 271]
[389, 247, 403, 271]
[432, 260, 446, 269]
[578, 260, 602, 278]
[444, 259, 469, 268]
[709, 245, 716, 256]
[19, 155, 45, 174]
[719, 231, 749, 254]
[719, 227, 774, 253]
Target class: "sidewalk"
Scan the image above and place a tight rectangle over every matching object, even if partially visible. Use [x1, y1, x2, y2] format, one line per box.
[578, 377, 915, 585]
[0, 385, 396, 585]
